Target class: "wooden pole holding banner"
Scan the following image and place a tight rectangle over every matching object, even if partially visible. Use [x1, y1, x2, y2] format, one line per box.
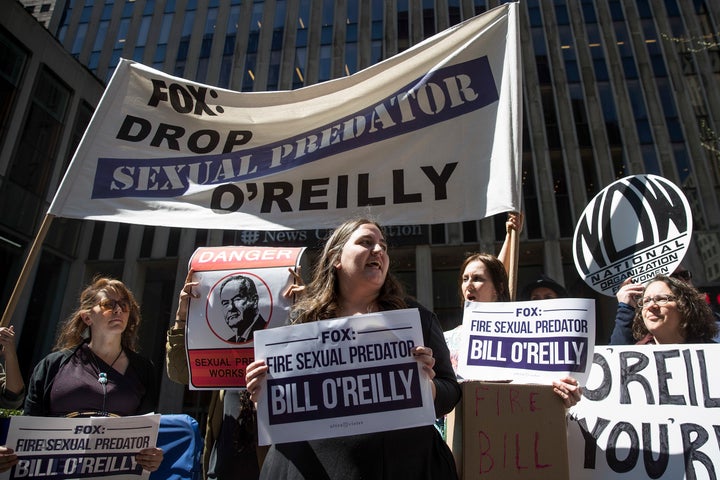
[1, 214, 55, 328]
[508, 226, 519, 300]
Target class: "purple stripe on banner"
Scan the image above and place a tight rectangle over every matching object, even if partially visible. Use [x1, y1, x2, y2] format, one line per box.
[265, 362, 422, 425]
[91, 56, 497, 199]
[465, 335, 588, 372]
[12, 452, 141, 479]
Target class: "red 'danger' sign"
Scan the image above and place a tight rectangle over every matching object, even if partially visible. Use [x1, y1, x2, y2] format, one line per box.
[186, 246, 305, 389]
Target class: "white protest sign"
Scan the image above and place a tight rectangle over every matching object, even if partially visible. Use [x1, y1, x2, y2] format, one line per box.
[573, 174, 692, 296]
[253, 309, 435, 445]
[186, 246, 305, 389]
[1, 414, 160, 480]
[568, 344, 720, 480]
[456, 299, 595, 385]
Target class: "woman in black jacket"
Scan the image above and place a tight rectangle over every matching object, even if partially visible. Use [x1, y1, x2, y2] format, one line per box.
[24, 276, 163, 472]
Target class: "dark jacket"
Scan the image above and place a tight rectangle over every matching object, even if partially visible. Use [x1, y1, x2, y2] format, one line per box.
[24, 343, 158, 416]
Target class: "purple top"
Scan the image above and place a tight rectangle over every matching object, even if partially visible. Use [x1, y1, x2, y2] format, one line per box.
[49, 344, 146, 417]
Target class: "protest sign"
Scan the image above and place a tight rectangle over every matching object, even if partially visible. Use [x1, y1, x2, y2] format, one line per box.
[186, 245, 305, 389]
[453, 299, 595, 385]
[46, 4, 521, 231]
[568, 344, 720, 479]
[573, 174, 692, 296]
[1, 414, 160, 480]
[447, 381, 569, 480]
[253, 309, 435, 445]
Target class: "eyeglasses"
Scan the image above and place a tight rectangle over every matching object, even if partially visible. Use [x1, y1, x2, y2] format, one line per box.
[671, 270, 692, 282]
[97, 298, 130, 312]
[637, 294, 677, 308]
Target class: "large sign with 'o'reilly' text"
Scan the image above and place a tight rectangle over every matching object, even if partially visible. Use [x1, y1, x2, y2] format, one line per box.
[573, 175, 692, 296]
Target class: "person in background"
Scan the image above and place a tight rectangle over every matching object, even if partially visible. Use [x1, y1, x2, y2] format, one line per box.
[0, 325, 25, 473]
[168, 270, 263, 480]
[167, 268, 303, 479]
[245, 218, 461, 479]
[24, 277, 163, 472]
[631, 274, 718, 344]
[609, 266, 720, 344]
[0, 326, 24, 410]
[519, 274, 568, 301]
[455, 252, 582, 407]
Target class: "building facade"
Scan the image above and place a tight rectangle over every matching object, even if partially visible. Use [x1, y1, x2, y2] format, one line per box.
[3, 0, 720, 417]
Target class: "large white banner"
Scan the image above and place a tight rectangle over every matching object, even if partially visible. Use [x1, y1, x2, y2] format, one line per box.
[568, 345, 720, 480]
[48, 4, 521, 231]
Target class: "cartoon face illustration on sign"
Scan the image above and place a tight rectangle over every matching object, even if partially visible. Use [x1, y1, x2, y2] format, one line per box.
[214, 273, 271, 343]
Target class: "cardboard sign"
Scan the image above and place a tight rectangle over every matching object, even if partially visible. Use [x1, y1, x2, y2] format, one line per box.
[567, 344, 720, 479]
[186, 246, 305, 389]
[447, 381, 569, 480]
[573, 174, 692, 296]
[453, 299, 595, 385]
[253, 309, 435, 445]
[1, 414, 160, 480]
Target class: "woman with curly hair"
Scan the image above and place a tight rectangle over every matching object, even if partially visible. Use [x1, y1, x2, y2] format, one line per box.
[246, 218, 461, 479]
[23, 276, 163, 472]
[633, 274, 718, 344]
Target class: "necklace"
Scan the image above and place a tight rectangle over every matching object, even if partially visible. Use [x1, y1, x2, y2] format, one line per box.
[87, 346, 123, 416]
[89, 347, 123, 381]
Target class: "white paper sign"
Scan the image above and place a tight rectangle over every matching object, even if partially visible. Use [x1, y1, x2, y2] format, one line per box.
[1, 414, 160, 480]
[456, 299, 595, 385]
[567, 344, 720, 480]
[253, 309, 435, 445]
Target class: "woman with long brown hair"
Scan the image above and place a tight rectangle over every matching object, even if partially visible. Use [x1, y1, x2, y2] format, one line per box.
[24, 277, 163, 472]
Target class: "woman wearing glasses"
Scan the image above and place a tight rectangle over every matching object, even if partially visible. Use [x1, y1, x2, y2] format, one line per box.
[632, 275, 718, 344]
[23, 277, 163, 472]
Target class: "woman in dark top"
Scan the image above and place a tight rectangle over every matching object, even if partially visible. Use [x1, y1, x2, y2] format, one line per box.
[24, 277, 163, 472]
[246, 218, 461, 479]
[632, 274, 718, 344]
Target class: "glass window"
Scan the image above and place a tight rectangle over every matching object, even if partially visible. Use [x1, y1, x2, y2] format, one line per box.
[62, 101, 93, 172]
[274, 1, 286, 29]
[182, 11, 196, 38]
[71, 23, 88, 55]
[250, 4, 263, 33]
[116, 18, 130, 48]
[528, 5, 542, 27]
[8, 67, 70, 196]
[93, 20, 109, 51]
[227, 6, 241, 35]
[0, 29, 28, 149]
[205, 7, 218, 35]
[144, 0, 156, 15]
[159, 14, 174, 44]
[137, 16, 152, 46]
[581, 1, 597, 23]
[322, 0, 334, 25]
[319, 45, 331, 81]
